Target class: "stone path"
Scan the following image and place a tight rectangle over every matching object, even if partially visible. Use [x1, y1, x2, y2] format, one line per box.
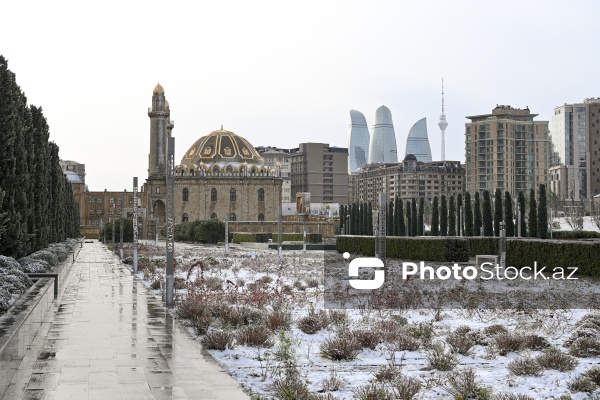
[3, 241, 249, 400]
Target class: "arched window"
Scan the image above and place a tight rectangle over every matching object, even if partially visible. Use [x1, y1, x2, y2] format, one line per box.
[211, 188, 217, 202]
[226, 166, 233, 175]
[230, 188, 237, 202]
[258, 188, 265, 202]
[229, 213, 236, 221]
[183, 188, 189, 202]
[182, 213, 189, 222]
[258, 213, 265, 222]
[210, 213, 217, 219]
[190, 169, 195, 176]
[89, 209, 95, 215]
[212, 166, 220, 175]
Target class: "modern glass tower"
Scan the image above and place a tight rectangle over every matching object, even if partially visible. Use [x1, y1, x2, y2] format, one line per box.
[405, 118, 432, 163]
[368, 105, 398, 164]
[346, 110, 370, 174]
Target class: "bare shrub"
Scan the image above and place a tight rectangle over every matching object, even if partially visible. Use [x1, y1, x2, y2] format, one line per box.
[257, 275, 273, 284]
[374, 365, 400, 382]
[447, 326, 476, 356]
[150, 279, 161, 290]
[202, 330, 236, 350]
[425, 342, 459, 371]
[352, 382, 391, 400]
[388, 374, 421, 400]
[378, 320, 405, 343]
[273, 370, 311, 400]
[320, 334, 361, 361]
[567, 337, 600, 357]
[484, 324, 508, 336]
[174, 277, 186, 289]
[176, 297, 209, 320]
[236, 325, 274, 348]
[407, 323, 434, 344]
[492, 394, 535, 400]
[392, 333, 421, 352]
[235, 278, 246, 287]
[353, 329, 380, 350]
[266, 309, 292, 331]
[567, 376, 597, 393]
[328, 310, 349, 327]
[204, 276, 223, 291]
[220, 306, 264, 327]
[507, 357, 543, 376]
[535, 347, 578, 372]
[494, 332, 525, 356]
[307, 278, 320, 288]
[523, 334, 550, 350]
[281, 284, 293, 293]
[297, 310, 330, 334]
[443, 368, 492, 400]
[293, 280, 307, 291]
[321, 368, 344, 392]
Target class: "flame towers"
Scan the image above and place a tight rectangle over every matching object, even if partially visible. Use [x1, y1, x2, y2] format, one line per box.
[405, 118, 432, 163]
[368, 105, 398, 164]
[346, 110, 370, 174]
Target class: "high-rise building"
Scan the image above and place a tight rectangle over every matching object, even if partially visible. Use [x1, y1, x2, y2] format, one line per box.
[346, 110, 370, 174]
[290, 143, 348, 204]
[549, 98, 600, 201]
[465, 105, 550, 197]
[405, 118, 432, 163]
[368, 106, 398, 164]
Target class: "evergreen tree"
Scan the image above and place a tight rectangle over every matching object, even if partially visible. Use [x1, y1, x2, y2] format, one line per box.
[367, 202, 373, 235]
[398, 198, 406, 236]
[406, 200, 412, 236]
[494, 188, 503, 237]
[393, 197, 400, 236]
[440, 195, 448, 236]
[432, 196, 439, 236]
[538, 184, 548, 239]
[448, 195, 456, 236]
[518, 191, 527, 237]
[411, 198, 417, 236]
[483, 190, 493, 236]
[464, 192, 473, 236]
[418, 197, 424, 236]
[529, 189, 538, 237]
[350, 203, 358, 234]
[387, 199, 394, 236]
[339, 204, 345, 234]
[504, 192, 515, 237]
[457, 193, 463, 236]
[361, 202, 368, 235]
[0, 188, 6, 241]
[474, 192, 482, 236]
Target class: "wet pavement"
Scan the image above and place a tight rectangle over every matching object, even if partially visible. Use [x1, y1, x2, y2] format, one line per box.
[3, 241, 249, 400]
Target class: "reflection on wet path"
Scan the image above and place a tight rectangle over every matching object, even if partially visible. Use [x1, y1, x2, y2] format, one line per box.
[3, 241, 248, 400]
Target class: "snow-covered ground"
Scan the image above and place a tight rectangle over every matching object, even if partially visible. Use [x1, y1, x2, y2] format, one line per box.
[125, 242, 600, 400]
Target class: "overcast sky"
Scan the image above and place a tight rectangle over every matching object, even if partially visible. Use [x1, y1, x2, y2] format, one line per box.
[1, 0, 599, 191]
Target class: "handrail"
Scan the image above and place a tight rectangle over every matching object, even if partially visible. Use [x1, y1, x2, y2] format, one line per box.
[26, 273, 59, 299]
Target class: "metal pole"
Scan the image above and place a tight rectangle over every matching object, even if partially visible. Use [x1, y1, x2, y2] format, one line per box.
[499, 221, 506, 271]
[112, 217, 116, 254]
[133, 177, 139, 274]
[278, 202, 283, 261]
[225, 216, 229, 254]
[165, 137, 175, 308]
[155, 218, 159, 246]
[550, 208, 553, 239]
[303, 227, 306, 251]
[120, 191, 124, 260]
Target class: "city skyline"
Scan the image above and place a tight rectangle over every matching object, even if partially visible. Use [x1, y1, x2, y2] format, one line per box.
[1, 0, 599, 190]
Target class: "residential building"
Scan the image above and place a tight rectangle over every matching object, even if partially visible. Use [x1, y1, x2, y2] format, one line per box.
[465, 105, 550, 197]
[256, 146, 292, 202]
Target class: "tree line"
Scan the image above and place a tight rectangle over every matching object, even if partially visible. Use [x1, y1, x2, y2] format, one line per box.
[0, 56, 79, 259]
[340, 184, 549, 238]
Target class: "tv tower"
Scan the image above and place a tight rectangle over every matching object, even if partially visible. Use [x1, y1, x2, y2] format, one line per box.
[438, 79, 448, 161]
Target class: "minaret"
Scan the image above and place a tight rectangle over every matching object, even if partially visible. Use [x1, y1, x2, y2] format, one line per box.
[438, 79, 448, 161]
[148, 83, 172, 177]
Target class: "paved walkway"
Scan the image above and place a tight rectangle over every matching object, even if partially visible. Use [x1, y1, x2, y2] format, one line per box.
[3, 241, 249, 400]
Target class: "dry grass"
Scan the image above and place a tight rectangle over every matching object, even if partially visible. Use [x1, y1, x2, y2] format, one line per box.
[507, 357, 544, 376]
[236, 325, 274, 348]
[535, 348, 578, 372]
[320, 334, 361, 361]
[202, 330, 236, 350]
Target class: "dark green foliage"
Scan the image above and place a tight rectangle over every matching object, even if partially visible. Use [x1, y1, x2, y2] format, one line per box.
[393, 197, 400, 236]
[518, 191, 527, 237]
[467, 237, 499, 257]
[529, 189, 538, 238]
[457, 193, 463, 236]
[397, 198, 406, 236]
[101, 219, 134, 242]
[361, 202, 368, 235]
[171, 219, 226, 244]
[406, 200, 412, 237]
[411, 199, 417, 236]
[473, 192, 482, 236]
[551, 231, 600, 239]
[440, 195, 448, 236]
[464, 192, 473, 236]
[339, 205, 346, 234]
[494, 189, 503, 237]
[232, 232, 322, 244]
[448, 195, 456, 236]
[367, 202, 373, 236]
[418, 197, 424, 236]
[504, 192, 515, 237]
[387, 199, 394, 237]
[538, 184, 548, 239]
[431, 196, 439, 236]
[351, 203, 359, 235]
[482, 191, 493, 237]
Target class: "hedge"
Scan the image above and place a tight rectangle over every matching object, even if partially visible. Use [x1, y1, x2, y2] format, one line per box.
[551, 231, 600, 239]
[232, 232, 322, 244]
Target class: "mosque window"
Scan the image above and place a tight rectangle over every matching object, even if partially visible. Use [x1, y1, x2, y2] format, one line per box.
[211, 213, 217, 219]
[258, 188, 265, 202]
[182, 213, 189, 222]
[211, 188, 217, 202]
[229, 213, 236, 221]
[230, 188, 237, 202]
[183, 188, 189, 202]
[258, 213, 264, 222]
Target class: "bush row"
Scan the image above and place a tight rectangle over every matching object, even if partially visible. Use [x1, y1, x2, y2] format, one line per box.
[232, 232, 322, 244]
[551, 230, 600, 239]
[174, 220, 227, 244]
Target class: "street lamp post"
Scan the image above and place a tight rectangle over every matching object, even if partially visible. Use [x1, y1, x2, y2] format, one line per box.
[120, 191, 125, 261]
[133, 177, 139, 274]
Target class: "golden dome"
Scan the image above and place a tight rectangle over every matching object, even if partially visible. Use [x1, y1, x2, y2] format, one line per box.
[180, 128, 263, 167]
[153, 83, 165, 94]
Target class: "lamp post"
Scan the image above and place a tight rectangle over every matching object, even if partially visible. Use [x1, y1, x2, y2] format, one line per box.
[165, 137, 175, 308]
[133, 177, 139, 274]
[119, 191, 125, 261]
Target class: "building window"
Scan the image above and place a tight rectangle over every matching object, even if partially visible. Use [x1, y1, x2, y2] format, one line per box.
[182, 213, 189, 222]
[258, 213, 265, 222]
[258, 188, 265, 202]
[183, 188, 189, 202]
[230, 188, 236, 202]
[211, 188, 217, 202]
[89, 209, 95, 215]
[210, 213, 217, 219]
[156, 187, 160, 194]
[229, 213, 236, 221]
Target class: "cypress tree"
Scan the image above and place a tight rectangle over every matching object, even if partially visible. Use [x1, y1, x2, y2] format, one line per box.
[406, 200, 411, 236]
[339, 204, 345, 234]
[367, 202, 373, 235]
[464, 192, 473, 236]
[483, 190, 493, 236]
[448, 195, 456, 236]
[387, 199, 394, 236]
[411, 198, 417, 236]
[538, 184, 548, 239]
[432, 196, 439, 236]
[504, 192, 515, 237]
[350, 203, 357, 234]
[0, 188, 6, 241]
[393, 197, 400, 236]
[361, 202, 368, 235]
[518, 191, 527, 237]
[440, 195, 448, 236]
[457, 193, 463, 236]
[494, 188, 503, 237]
[474, 192, 482, 236]
[529, 189, 538, 238]
[418, 197, 424, 236]
[398, 199, 406, 236]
